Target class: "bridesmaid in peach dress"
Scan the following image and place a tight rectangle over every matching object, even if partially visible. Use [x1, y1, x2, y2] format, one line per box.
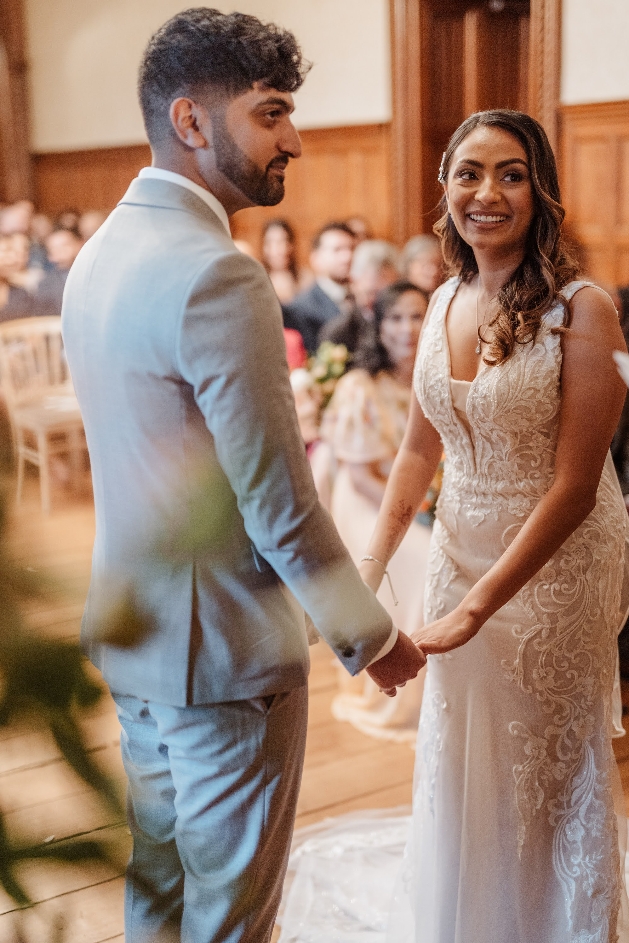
[321, 281, 432, 742]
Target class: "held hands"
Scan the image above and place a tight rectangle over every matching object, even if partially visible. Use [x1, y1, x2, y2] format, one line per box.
[411, 604, 483, 655]
[366, 630, 426, 697]
[360, 557, 425, 695]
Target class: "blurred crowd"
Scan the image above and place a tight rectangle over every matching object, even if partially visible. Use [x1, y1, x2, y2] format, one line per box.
[0, 199, 106, 323]
[4, 193, 629, 518]
[253, 215, 444, 362]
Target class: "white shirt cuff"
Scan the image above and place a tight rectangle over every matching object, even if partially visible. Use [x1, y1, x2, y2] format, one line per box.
[366, 624, 398, 667]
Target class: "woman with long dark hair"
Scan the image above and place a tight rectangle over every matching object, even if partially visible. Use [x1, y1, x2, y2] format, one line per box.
[359, 111, 629, 941]
[320, 281, 432, 742]
[261, 217, 304, 304]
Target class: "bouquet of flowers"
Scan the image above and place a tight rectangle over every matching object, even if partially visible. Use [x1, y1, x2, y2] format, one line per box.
[308, 342, 349, 407]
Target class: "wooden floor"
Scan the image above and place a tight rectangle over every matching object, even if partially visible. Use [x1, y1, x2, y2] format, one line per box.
[0, 478, 417, 942]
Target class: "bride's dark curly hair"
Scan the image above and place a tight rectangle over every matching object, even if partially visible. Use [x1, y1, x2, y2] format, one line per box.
[434, 110, 580, 366]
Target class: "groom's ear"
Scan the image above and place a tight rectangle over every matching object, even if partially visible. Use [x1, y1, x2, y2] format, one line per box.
[169, 98, 212, 149]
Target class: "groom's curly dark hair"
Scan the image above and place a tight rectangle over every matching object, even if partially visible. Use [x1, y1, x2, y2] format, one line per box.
[139, 7, 310, 144]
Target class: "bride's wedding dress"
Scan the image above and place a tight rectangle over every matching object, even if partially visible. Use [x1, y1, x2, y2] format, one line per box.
[280, 277, 629, 943]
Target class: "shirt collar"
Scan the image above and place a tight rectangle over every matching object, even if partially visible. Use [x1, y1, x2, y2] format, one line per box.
[138, 167, 231, 235]
[316, 275, 349, 305]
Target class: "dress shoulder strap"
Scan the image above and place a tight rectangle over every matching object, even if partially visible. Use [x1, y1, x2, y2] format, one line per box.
[542, 280, 613, 332]
[559, 279, 606, 303]
[433, 276, 461, 318]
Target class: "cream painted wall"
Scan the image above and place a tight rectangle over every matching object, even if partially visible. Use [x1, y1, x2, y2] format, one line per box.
[561, 0, 629, 104]
[24, 0, 391, 153]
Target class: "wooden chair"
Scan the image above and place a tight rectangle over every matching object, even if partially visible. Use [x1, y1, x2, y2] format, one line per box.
[0, 316, 87, 513]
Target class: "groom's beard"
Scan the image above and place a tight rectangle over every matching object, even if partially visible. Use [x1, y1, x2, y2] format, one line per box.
[212, 111, 288, 207]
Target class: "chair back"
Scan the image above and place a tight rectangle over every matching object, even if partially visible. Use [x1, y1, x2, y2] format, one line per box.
[0, 317, 72, 409]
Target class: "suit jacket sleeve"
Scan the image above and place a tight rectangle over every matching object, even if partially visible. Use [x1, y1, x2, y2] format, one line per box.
[176, 250, 393, 674]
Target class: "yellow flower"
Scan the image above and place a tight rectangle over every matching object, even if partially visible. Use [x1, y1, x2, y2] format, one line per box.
[331, 345, 348, 364]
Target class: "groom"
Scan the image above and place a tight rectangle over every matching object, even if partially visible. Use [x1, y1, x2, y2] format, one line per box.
[62, 9, 424, 943]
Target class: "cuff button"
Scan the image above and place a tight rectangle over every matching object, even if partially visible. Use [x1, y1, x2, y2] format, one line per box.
[341, 646, 355, 659]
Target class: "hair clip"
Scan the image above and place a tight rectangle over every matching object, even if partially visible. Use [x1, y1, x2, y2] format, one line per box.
[437, 152, 447, 184]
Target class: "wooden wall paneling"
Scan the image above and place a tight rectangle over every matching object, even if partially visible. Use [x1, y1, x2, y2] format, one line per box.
[618, 133, 629, 284]
[482, 9, 529, 113]
[560, 101, 629, 286]
[463, 8, 481, 117]
[389, 0, 425, 244]
[427, 7, 466, 225]
[518, 15, 531, 112]
[32, 144, 151, 217]
[528, 0, 561, 150]
[464, 6, 530, 115]
[0, 0, 32, 201]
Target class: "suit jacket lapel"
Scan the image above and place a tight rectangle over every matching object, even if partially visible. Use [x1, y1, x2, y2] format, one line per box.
[311, 282, 342, 322]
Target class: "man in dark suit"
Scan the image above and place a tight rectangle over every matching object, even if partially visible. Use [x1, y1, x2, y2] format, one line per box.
[320, 238, 401, 354]
[283, 221, 356, 352]
[62, 10, 424, 943]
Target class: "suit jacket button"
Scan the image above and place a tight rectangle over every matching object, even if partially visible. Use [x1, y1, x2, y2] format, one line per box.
[342, 646, 355, 659]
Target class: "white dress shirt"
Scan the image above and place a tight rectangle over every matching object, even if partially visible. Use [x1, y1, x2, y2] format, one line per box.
[138, 167, 231, 236]
[316, 275, 350, 305]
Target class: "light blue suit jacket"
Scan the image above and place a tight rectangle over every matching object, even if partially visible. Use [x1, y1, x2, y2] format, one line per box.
[62, 178, 393, 705]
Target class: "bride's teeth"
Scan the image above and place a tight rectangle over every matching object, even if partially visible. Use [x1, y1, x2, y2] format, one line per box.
[470, 214, 506, 222]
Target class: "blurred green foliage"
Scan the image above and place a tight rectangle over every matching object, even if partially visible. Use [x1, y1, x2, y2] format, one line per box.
[0, 479, 125, 931]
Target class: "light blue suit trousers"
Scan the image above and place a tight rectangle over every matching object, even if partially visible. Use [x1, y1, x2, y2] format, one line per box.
[114, 687, 308, 943]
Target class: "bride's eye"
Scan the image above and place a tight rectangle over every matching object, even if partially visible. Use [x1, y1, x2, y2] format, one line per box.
[455, 169, 477, 181]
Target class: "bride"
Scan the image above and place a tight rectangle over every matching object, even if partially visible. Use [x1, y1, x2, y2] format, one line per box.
[355, 109, 629, 943]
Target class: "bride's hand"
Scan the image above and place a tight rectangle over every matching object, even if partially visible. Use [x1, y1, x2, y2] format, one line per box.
[411, 606, 483, 655]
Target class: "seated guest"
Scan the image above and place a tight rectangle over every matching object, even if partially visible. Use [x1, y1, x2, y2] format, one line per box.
[0, 234, 32, 322]
[54, 208, 80, 232]
[289, 367, 335, 511]
[401, 233, 443, 296]
[78, 210, 107, 242]
[0, 200, 34, 238]
[283, 221, 355, 353]
[320, 281, 431, 741]
[7, 232, 44, 294]
[321, 240, 400, 354]
[261, 218, 305, 304]
[33, 227, 83, 317]
[30, 213, 54, 270]
[284, 328, 307, 371]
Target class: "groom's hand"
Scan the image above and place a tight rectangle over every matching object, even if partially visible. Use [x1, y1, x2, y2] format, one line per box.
[366, 631, 426, 697]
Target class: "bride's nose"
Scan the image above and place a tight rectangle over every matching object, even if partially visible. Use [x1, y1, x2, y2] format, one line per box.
[475, 174, 501, 204]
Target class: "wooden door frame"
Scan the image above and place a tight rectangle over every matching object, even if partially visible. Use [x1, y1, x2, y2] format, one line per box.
[389, 0, 562, 244]
[0, 0, 32, 202]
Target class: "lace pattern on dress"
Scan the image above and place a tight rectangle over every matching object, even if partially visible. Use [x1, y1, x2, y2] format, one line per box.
[414, 684, 447, 818]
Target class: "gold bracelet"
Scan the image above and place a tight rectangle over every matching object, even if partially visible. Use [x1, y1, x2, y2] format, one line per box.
[360, 555, 399, 606]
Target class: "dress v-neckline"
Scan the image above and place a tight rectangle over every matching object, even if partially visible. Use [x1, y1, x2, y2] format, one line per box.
[437, 278, 486, 466]
[442, 277, 488, 386]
